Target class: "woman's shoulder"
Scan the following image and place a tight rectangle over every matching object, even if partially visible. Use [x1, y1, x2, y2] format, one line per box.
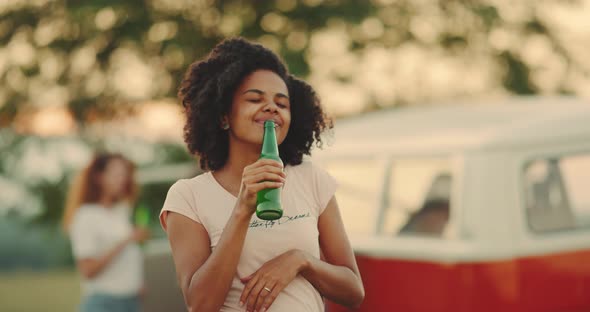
[71, 204, 103, 226]
[166, 172, 214, 202]
[169, 172, 211, 191]
[76, 203, 102, 215]
[286, 159, 324, 176]
[161, 172, 216, 227]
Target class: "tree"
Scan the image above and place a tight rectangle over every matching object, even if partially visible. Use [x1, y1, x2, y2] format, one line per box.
[1, 0, 588, 124]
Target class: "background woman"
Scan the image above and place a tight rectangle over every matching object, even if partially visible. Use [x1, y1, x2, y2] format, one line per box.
[63, 153, 149, 312]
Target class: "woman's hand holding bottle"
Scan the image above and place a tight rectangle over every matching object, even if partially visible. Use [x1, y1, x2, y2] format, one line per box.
[130, 227, 150, 244]
[236, 159, 285, 215]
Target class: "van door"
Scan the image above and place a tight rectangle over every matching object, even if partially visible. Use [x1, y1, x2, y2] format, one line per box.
[516, 148, 590, 311]
[321, 156, 471, 312]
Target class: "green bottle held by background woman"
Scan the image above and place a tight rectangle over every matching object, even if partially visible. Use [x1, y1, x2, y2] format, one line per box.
[134, 204, 151, 248]
[256, 120, 283, 220]
[134, 203, 150, 227]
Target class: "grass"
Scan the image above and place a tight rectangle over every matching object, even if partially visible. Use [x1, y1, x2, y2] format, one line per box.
[0, 269, 80, 312]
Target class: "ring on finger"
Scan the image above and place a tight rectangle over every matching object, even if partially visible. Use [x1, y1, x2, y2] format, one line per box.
[263, 286, 272, 292]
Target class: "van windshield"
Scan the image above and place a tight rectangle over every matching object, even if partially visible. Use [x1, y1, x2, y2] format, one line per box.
[323, 157, 453, 238]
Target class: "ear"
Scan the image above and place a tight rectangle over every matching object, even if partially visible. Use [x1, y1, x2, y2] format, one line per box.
[220, 116, 230, 130]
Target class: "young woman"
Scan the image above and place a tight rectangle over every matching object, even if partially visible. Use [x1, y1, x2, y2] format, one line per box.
[161, 38, 364, 312]
[63, 153, 150, 312]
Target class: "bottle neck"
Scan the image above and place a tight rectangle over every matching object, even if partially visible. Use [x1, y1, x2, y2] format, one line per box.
[261, 124, 279, 156]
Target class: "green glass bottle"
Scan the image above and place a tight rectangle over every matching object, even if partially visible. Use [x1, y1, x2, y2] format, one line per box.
[134, 203, 150, 227]
[256, 120, 283, 220]
[134, 204, 150, 248]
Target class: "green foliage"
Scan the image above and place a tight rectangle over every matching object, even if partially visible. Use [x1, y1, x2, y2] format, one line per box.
[0, 129, 195, 269]
[3, 0, 584, 126]
[500, 51, 536, 94]
[0, 218, 73, 270]
[0, 129, 195, 225]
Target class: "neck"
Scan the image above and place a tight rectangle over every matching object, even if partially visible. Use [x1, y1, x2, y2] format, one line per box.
[216, 138, 261, 181]
[99, 196, 115, 208]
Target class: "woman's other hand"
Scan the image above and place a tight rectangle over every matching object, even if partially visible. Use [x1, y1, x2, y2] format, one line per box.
[239, 249, 308, 312]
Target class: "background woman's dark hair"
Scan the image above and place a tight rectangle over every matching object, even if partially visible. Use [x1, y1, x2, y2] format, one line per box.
[178, 37, 332, 170]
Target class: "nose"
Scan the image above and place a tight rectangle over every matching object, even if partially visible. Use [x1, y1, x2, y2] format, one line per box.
[262, 101, 279, 114]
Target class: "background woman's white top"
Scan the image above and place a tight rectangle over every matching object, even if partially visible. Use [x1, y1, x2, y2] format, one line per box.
[70, 203, 143, 296]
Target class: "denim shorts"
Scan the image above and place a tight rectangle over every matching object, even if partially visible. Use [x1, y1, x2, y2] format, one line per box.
[79, 293, 141, 312]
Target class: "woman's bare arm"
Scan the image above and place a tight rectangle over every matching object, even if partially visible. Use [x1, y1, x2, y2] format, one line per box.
[77, 228, 149, 279]
[240, 196, 364, 312]
[300, 196, 365, 308]
[166, 208, 251, 312]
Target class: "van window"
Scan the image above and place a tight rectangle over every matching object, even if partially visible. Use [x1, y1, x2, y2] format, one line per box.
[380, 158, 453, 238]
[524, 153, 590, 232]
[323, 158, 383, 235]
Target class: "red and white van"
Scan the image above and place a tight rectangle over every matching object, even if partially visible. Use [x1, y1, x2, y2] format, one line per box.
[316, 97, 590, 312]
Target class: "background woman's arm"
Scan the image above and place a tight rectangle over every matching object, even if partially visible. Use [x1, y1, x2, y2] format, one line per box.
[77, 228, 149, 279]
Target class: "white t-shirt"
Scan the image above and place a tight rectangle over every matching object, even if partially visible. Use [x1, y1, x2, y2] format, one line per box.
[70, 203, 144, 296]
[160, 160, 338, 312]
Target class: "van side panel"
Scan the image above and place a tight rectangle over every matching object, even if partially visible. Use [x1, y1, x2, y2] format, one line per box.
[326, 255, 525, 312]
[518, 250, 590, 311]
[470, 259, 520, 311]
[326, 254, 467, 312]
[327, 250, 590, 312]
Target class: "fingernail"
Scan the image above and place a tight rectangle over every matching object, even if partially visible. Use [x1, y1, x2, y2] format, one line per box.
[239, 301, 244, 306]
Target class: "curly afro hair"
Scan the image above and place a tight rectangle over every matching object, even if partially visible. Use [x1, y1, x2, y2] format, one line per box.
[178, 37, 332, 171]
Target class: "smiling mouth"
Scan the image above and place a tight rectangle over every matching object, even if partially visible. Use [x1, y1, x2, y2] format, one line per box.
[255, 119, 281, 127]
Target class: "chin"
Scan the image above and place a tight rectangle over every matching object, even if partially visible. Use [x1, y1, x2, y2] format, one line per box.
[238, 134, 264, 146]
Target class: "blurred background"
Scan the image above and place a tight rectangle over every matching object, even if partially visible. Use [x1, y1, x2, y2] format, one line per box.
[1, 0, 589, 310]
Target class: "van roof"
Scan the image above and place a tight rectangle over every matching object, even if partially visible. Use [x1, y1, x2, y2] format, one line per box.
[313, 96, 590, 157]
